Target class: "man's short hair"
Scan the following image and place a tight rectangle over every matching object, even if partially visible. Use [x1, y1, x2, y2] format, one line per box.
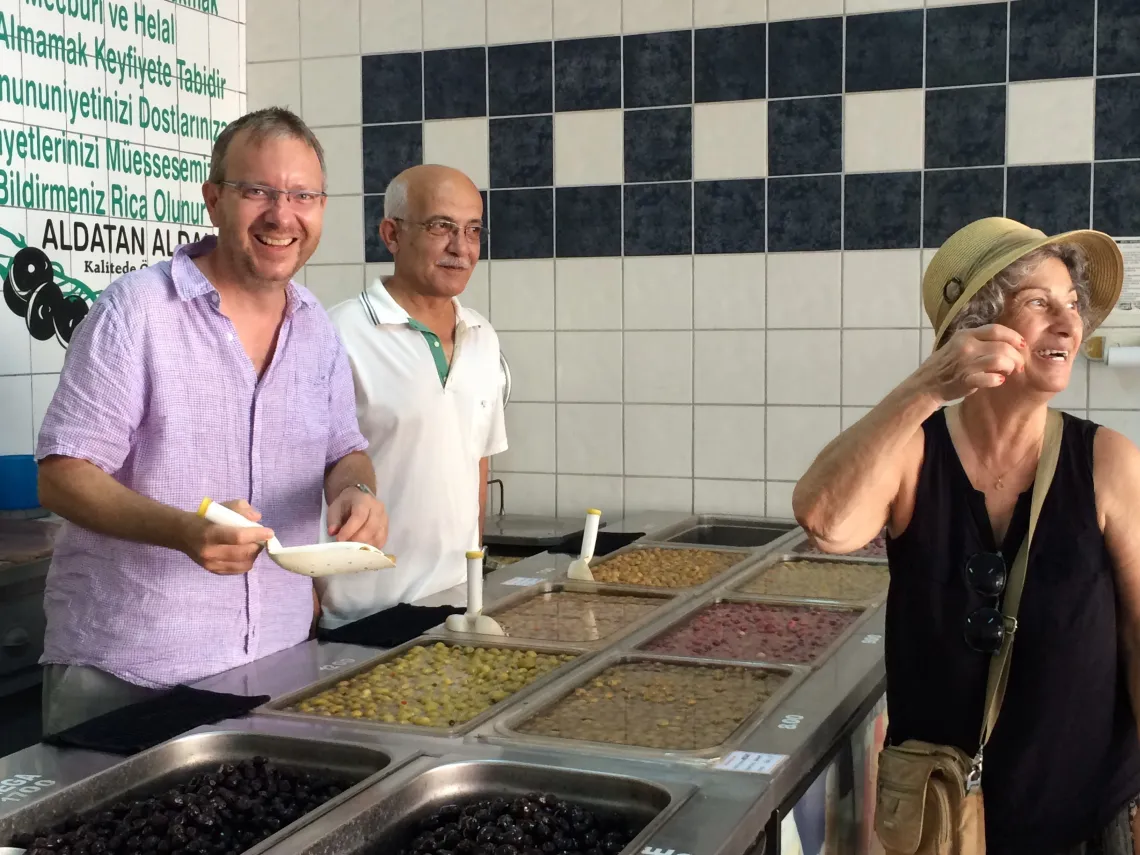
[207, 107, 327, 188]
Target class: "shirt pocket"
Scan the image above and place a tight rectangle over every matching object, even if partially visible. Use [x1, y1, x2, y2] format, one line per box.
[455, 387, 494, 458]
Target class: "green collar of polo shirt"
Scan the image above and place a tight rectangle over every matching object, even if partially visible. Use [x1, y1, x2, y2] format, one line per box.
[407, 318, 450, 385]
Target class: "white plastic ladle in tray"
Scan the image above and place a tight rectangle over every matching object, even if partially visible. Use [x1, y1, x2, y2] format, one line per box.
[444, 550, 506, 636]
[198, 499, 396, 578]
[566, 508, 602, 581]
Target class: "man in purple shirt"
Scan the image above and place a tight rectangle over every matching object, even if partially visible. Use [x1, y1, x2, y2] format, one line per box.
[34, 108, 388, 734]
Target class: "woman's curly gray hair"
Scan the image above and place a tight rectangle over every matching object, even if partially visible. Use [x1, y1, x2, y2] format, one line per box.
[942, 243, 1091, 342]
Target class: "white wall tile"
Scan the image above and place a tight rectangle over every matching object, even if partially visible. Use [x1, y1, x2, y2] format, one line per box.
[625, 404, 693, 476]
[767, 0, 841, 20]
[490, 259, 555, 330]
[314, 126, 364, 196]
[1050, 354, 1089, 412]
[694, 331, 765, 404]
[558, 475, 624, 517]
[423, 118, 490, 190]
[766, 406, 841, 481]
[1091, 410, 1140, 448]
[498, 332, 555, 402]
[309, 196, 364, 264]
[0, 376, 33, 455]
[694, 0, 766, 27]
[554, 0, 622, 38]
[462, 264, 490, 317]
[30, 334, 66, 376]
[843, 249, 922, 328]
[209, 16, 243, 95]
[302, 56, 363, 127]
[768, 330, 841, 404]
[304, 264, 365, 307]
[422, 0, 487, 49]
[623, 256, 692, 329]
[694, 101, 768, 180]
[622, 0, 693, 33]
[842, 329, 920, 405]
[557, 332, 624, 402]
[624, 331, 693, 403]
[694, 479, 766, 516]
[694, 405, 765, 479]
[845, 0, 921, 12]
[1007, 79, 1096, 166]
[926, 0, 1002, 5]
[300, 0, 361, 57]
[497, 403, 556, 472]
[362, 0, 423, 52]
[625, 477, 693, 513]
[844, 90, 925, 173]
[247, 0, 300, 61]
[247, 61, 302, 113]
[488, 0, 553, 43]
[765, 480, 796, 519]
[767, 251, 842, 328]
[558, 403, 624, 474]
[554, 111, 624, 186]
[693, 254, 765, 329]
[497, 472, 556, 515]
[1089, 359, 1140, 410]
[556, 258, 623, 330]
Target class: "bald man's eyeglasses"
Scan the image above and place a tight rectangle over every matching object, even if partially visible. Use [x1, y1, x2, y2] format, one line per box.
[393, 217, 486, 244]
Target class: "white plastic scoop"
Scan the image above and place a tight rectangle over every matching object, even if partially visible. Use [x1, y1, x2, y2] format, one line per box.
[198, 499, 396, 578]
[567, 508, 602, 581]
[445, 550, 506, 636]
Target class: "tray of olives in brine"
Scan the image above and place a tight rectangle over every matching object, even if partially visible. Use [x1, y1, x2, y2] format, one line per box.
[584, 543, 758, 590]
[260, 639, 583, 736]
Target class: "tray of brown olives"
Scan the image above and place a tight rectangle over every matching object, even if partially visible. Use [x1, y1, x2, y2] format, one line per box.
[584, 543, 758, 591]
[0, 731, 412, 855]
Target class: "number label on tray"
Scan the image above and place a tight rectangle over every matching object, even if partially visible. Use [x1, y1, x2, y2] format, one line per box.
[319, 658, 357, 672]
[0, 775, 57, 803]
[777, 714, 805, 730]
[642, 847, 694, 855]
[862, 634, 883, 644]
[503, 576, 543, 587]
[715, 751, 788, 774]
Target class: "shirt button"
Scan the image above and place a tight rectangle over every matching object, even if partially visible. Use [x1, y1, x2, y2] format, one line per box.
[433, 341, 440, 348]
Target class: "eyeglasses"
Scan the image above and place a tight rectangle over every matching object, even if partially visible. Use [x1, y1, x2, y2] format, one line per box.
[963, 552, 1015, 655]
[218, 181, 328, 208]
[392, 217, 486, 244]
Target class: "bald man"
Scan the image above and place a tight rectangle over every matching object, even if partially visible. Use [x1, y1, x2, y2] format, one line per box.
[319, 165, 507, 627]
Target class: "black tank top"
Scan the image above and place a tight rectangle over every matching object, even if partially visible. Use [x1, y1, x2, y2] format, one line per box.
[885, 410, 1140, 854]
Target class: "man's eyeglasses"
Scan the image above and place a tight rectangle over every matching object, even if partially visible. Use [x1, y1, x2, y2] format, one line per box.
[963, 552, 1014, 655]
[217, 181, 327, 208]
[392, 217, 486, 244]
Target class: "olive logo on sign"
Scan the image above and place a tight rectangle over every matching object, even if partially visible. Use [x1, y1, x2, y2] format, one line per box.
[0, 227, 97, 348]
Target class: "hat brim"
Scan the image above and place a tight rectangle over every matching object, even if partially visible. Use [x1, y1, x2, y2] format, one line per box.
[933, 228, 1123, 347]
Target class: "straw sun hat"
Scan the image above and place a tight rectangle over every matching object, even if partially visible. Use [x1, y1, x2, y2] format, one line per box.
[922, 217, 1124, 349]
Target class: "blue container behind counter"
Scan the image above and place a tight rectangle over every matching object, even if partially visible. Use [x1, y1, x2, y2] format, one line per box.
[0, 455, 39, 510]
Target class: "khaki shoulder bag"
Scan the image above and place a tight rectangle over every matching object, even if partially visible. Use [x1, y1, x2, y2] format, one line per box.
[874, 408, 1064, 855]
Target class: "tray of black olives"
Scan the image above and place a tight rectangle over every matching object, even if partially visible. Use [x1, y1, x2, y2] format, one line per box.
[256, 757, 692, 855]
[0, 731, 416, 855]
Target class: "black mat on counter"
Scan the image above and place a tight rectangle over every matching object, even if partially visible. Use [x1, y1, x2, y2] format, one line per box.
[316, 603, 464, 648]
[547, 530, 645, 557]
[43, 685, 269, 756]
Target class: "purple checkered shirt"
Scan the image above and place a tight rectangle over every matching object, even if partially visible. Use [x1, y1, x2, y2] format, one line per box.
[36, 237, 367, 689]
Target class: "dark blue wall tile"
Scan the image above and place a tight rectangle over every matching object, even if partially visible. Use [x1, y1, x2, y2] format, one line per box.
[556, 185, 622, 257]
[923, 168, 1004, 248]
[489, 42, 552, 117]
[1098, 0, 1140, 75]
[695, 24, 765, 103]
[424, 47, 487, 119]
[625, 107, 691, 183]
[767, 175, 841, 252]
[1007, 164, 1091, 235]
[1010, 0, 1094, 81]
[362, 53, 422, 124]
[1094, 161, 1140, 236]
[488, 189, 553, 259]
[925, 85, 1006, 169]
[555, 37, 621, 112]
[768, 96, 841, 176]
[363, 123, 422, 193]
[1095, 76, 1140, 161]
[624, 182, 692, 255]
[926, 3, 1008, 88]
[845, 172, 921, 250]
[695, 180, 765, 254]
[624, 31, 692, 108]
[846, 10, 923, 93]
[364, 195, 391, 263]
[490, 116, 553, 188]
[768, 17, 842, 98]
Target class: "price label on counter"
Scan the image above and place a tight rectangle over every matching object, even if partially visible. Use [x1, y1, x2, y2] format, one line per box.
[862, 634, 883, 645]
[503, 576, 543, 587]
[319, 658, 357, 672]
[715, 751, 788, 774]
[641, 847, 694, 855]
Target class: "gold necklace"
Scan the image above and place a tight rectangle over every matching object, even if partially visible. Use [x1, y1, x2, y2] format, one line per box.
[970, 433, 1042, 490]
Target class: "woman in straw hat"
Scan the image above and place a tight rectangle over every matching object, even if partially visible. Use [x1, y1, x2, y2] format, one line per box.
[794, 217, 1140, 854]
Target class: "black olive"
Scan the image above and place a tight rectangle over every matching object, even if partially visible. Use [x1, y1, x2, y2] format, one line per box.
[540, 844, 556, 855]
[13, 833, 37, 848]
[584, 849, 603, 855]
[494, 846, 518, 855]
[496, 815, 514, 829]
[476, 827, 497, 846]
[501, 829, 525, 847]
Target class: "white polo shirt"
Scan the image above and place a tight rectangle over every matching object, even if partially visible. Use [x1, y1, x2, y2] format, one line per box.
[318, 278, 508, 628]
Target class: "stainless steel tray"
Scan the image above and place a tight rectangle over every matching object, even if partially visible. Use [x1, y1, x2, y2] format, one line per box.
[255, 756, 692, 855]
[726, 552, 890, 609]
[0, 730, 411, 855]
[425, 581, 678, 651]
[257, 636, 586, 738]
[582, 541, 761, 593]
[487, 652, 809, 763]
[647, 515, 800, 550]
